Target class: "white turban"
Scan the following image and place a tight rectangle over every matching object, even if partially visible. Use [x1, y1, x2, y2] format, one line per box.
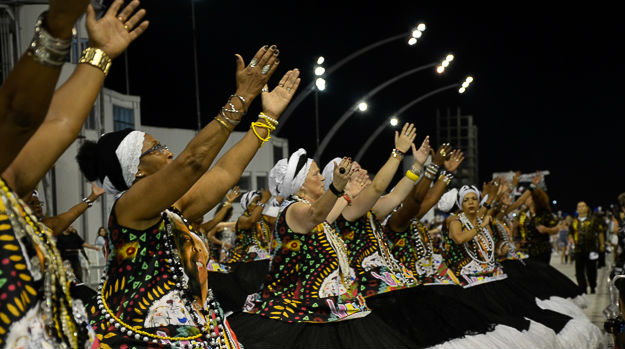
[456, 185, 481, 209]
[100, 130, 145, 194]
[270, 148, 312, 198]
[437, 188, 458, 212]
[240, 190, 261, 211]
[322, 157, 342, 190]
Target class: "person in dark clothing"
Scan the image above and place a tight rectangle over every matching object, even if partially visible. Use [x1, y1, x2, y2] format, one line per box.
[523, 186, 564, 264]
[569, 201, 606, 294]
[56, 225, 101, 281]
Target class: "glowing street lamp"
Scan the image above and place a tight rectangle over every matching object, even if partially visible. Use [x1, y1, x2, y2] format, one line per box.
[458, 75, 474, 93]
[408, 37, 417, 46]
[436, 53, 454, 74]
[390, 117, 399, 126]
[358, 102, 368, 112]
[315, 78, 326, 91]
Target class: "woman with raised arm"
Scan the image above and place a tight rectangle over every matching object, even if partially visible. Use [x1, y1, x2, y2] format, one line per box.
[0, 1, 146, 347]
[0, 0, 88, 173]
[229, 150, 416, 349]
[440, 185, 603, 348]
[329, 123, 422, 297]
[75, 45, 300, 347]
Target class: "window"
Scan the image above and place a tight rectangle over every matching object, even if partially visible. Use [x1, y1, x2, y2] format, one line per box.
[237, 175, 251, 191]
[256, 174, 268, 189]
[273, 144, 284, 163]
[84, 107, 97, 130]
[113, 105, 134, 131]
[70, 37, 89, 63]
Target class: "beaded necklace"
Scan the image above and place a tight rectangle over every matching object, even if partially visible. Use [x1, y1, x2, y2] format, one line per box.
[411, 219, 433, 269]
[458, 212, 495, 266]
[96, 207, 230, 348]
[0, 178, 87, 349]
[292, 195, 354, 288]
[368, 213, 410, 283]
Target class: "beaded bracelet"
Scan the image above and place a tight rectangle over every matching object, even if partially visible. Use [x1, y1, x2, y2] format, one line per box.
[82, 197, 93, 208]
[259, 112, 279, 126]
[391, 148, 405, 159]
[329, 183, 344, 197]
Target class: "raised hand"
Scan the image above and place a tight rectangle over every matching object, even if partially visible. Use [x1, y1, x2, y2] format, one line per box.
[346, 169, 369, 199]
[47, 0, 90, 38]
[431, 143, 451, 167]
[444, 149, 464, 172]
[225, 186, 241, 203]
[413, 136, 430, 166]
[260, 188, 272, 202]
[512, 171, 521, 187]
[86, 0, 149, 59]
[394, 123, 417, 154]
[332, 157, 354, 192]
[235, 45, 280, 100]
[90, 182, 105, 199]
[261, 69, 301, 118]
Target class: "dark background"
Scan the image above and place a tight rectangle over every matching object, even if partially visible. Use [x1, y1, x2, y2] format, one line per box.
[104, 1, 625, 214]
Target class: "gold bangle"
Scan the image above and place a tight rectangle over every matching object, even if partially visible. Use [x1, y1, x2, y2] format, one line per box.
[215, 115, 233, 131]
[405, 170, 419, 182]
[79, 47, 112, 76]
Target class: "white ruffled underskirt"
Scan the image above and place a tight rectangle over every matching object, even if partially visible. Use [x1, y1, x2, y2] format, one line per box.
[427, 296, 604, 349]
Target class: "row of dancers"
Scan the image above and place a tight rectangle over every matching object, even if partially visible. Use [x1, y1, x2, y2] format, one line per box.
[0, 0, 603, 348]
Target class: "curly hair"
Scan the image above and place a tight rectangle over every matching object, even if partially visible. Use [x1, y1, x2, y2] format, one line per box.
[531, 188, 552, 215]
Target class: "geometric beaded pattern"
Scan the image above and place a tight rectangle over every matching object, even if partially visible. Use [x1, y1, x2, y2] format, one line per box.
[243, 204, 369, 323]
[89, 206, 240, 349]
[224, 216, 272, 263]
[334, 211, 416, 297]
[0, 193, 38, 347]
[570, 215, 605, 254]
[440, 215, 506, 287]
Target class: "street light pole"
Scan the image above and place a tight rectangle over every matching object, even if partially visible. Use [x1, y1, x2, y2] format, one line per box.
[275, 30, 423, 135]
[190, 0, 202, 133]
[314, 62, 439, 161]
[354, 82, 462, 162]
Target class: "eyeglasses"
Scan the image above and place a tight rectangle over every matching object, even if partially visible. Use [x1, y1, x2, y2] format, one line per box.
[140, 143, 169, 158]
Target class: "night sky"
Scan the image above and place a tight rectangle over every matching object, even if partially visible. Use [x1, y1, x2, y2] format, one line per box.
[104, 1, 625, 214]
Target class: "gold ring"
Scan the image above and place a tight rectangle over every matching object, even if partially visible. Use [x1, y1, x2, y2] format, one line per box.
[118, 16, 124, 21]
[124, 24, 130, 31]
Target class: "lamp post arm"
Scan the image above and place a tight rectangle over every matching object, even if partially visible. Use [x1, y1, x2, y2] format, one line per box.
[354, 83, 462, 162]
[275, 32, 409, 134]
[314, 62, 438, 161]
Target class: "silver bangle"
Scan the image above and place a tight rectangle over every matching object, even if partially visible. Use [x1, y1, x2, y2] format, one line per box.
[27, 11, 71, 67]
[82, 198, 93, 208]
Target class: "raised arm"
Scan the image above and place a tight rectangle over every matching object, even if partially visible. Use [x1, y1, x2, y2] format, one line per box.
[287, 159, 353, 233]
[416, 149, 465, 218]
[3, 0, 149, 197]
[0, 0, 88, 173]
[115, 46, 278, 229]
[327, 169, 368, 223]
[42, 183, 105, 235]
[372, 140, 427, 218]
[178, 69, 301, 221]
[342, 123, 416, 221]
[237, 189, 272, 230]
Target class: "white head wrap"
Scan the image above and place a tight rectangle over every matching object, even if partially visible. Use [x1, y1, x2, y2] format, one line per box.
[272, 148, 312, 198]
[269, 158, 288, 197]
[115, 131, 146, 189]
[240, 190, 261, 211]
[456, 185, 481, 209]
[322, 157, 342, 190]
[437, 188, 458, 212]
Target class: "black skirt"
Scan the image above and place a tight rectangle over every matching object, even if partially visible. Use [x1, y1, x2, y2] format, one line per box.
[502, 258, 581, 300]
[207, 259, 271, 313]
[366, 285, 499, 348]
[227, 311, 417, 349]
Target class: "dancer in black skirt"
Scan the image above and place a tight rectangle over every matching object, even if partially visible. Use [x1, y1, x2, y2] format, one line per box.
[228, 149, 417, 349]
